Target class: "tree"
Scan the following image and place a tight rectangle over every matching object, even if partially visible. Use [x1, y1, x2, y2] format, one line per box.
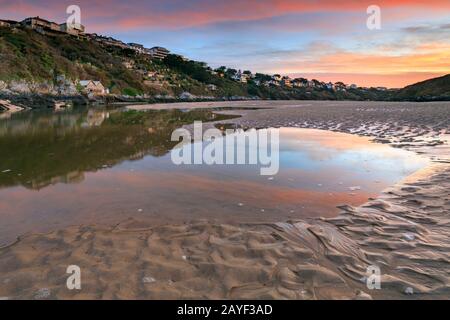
[225, 68, 237, 78]
[216, 66, 227, 73]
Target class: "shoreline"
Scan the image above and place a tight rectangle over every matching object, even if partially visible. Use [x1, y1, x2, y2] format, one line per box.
[0, 100, 449, 300]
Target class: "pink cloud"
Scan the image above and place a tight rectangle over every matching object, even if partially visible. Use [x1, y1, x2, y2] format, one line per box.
[1, 0, 449, 31]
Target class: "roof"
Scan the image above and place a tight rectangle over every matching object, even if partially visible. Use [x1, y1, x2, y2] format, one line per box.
[79, 80, 104, 87]
[60, 22, 85, 29]
[150, 46, 169, 52]
[79, 80, 92, 86]
[23, 16, 54, 24]
[0, 19, 18, 24]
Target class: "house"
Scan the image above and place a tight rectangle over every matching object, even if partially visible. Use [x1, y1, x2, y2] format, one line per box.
[60, 22, 85, 36]
[207, 84, 217, 91]
[325, 82, 334, 90]
[0, 19, 17, 27]
[79, 80, 107, 95]
[128, 43, 147, 54]
[233, 71, 249, 83]
[292, 78, 308, 88]
[21, 16, 61, 33]
[268, 80, 280, 86]
[93, 35, 128, 49]
[272, 74, 282, 81]
[242, 71, 253, 79]
[281, 77, 292, 87]
[148, 47, 170, 59]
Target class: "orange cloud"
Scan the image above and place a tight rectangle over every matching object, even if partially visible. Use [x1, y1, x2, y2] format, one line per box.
[288, 72, 445, 88]
[277, 42, 450, 87]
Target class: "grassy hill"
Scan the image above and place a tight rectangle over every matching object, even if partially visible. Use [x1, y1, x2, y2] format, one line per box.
[0, 26, 233, 97]
[396, 74, 450, 101]
[2, 24, 448, 104]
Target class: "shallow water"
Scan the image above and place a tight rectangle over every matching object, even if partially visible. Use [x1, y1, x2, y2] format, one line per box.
[0, 107, 429, 245]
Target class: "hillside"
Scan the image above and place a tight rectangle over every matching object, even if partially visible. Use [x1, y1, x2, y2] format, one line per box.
[0, 26, 243, 98]
[396, 74, 450, 101]
[0, 23, 435, 106]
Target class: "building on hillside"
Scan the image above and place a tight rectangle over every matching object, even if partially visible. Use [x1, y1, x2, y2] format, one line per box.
[0, 19, 18, 27]
[60, 22, 85, 36]
[79, 80, 107, 95]
[324, 82, 334, 90]
[272, 74, 282, 81]
[148, 46, 170, 59]
[292, 78, 308, 88]
[281, 77, 292, 87]
[21, 16, 61, 33]
[93, 35, 128, 48]
[308, 80, 322, 87]
[128, 43, 147, 54]
[233, 71, 249, 83]
[268, 80, 280, 86]
[85, 33, 98, 40]
[207, 84, 217, 91]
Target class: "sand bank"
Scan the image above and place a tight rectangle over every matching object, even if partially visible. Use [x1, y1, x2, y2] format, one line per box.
[1, 101, 449, 299]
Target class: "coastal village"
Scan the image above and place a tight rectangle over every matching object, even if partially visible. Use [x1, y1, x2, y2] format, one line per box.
[0, 15, 390, 111]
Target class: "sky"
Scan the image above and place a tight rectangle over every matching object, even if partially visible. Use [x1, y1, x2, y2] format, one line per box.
[1, 0, 450, 88]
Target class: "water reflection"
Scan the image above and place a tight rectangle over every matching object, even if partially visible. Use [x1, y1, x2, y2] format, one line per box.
[0, 107, 231, 190]
[0, 108, 430, 245]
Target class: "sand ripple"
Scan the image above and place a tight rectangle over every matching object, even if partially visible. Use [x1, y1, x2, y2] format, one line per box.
[1, 101, 449, 299]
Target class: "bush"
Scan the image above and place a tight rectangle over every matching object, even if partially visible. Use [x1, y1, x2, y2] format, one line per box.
[122, 87, 140, 96]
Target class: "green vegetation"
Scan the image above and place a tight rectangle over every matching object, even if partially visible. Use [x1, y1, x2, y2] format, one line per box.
[396, 74, 450, 101]
[1, 26, 448, 102]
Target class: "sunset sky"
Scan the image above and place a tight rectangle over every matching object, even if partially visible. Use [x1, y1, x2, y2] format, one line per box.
[1, 0, 449, 87]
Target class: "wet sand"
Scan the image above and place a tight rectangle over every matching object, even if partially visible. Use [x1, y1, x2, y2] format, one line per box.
[1, 101, 449, 300]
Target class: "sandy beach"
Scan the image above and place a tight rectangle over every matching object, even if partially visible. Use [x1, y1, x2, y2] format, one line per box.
[0, 100, 449, 300]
